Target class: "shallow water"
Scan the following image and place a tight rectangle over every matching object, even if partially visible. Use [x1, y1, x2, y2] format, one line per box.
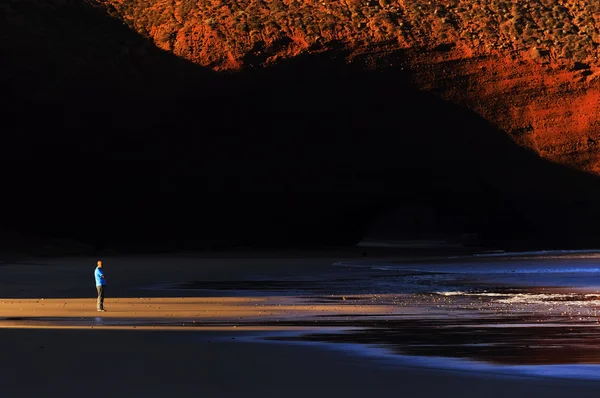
[311, 250, 600, 377]
[141, 249, 600, 378]
[256, 249, 600, 379]
[335, 249, 600, 291]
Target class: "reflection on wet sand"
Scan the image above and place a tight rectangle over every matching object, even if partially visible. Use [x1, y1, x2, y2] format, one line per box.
[269, 315, 600, 366]
[3, 287, 600, 367]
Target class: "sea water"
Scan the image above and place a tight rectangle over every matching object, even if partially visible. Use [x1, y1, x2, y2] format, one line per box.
[335, 249, 600, 294]
[319, 250, 600, 379]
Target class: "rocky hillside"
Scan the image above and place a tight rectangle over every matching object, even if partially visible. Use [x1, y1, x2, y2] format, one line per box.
[99, 0, 599, 68]
[3, 0, 600, 250]
[95, 0, 600, 172]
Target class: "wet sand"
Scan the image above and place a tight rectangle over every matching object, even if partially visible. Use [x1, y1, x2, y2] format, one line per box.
[4, 327, 600, 398]
[2, 252, 600, 397]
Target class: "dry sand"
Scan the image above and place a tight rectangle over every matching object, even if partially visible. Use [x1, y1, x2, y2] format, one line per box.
[1, 252, 599, 397]
[0, 296, 398, 329]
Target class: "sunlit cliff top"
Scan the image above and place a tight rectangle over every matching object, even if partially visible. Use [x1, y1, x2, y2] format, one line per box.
[90, 0, 600, 70]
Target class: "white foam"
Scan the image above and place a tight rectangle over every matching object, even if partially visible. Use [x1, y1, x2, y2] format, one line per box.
[436, 291, 471, 296]
[436, 291, 509, 297]
[498, 295, 600, 306]
[435, 291, 600, 306]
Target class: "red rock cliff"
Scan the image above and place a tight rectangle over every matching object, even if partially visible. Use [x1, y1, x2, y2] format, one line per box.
[96, 0, 600, 173]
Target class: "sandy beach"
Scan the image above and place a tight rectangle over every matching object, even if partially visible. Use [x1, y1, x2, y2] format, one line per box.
[2, 251, 600, 397]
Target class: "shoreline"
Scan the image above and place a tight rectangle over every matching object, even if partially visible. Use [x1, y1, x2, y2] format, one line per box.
[3, 291, 600, 374]
[3, 253, 600, 396]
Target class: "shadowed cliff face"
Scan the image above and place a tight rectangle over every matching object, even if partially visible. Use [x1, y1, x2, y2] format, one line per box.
[3, 0, 600, 251]
[95, 0, 600, 173]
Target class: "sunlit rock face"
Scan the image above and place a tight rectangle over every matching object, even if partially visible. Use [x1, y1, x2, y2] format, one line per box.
[96, 0, 600, 172]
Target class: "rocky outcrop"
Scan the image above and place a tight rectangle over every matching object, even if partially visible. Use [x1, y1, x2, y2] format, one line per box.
[94, 0, 600, 172]
[403, 47, 600, 174]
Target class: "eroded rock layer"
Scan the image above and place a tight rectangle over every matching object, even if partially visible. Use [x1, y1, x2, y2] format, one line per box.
[95, 0, 600, 171]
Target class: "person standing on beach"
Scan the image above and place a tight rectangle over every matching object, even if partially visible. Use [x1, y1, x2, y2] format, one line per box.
[95, 260, 106, 311]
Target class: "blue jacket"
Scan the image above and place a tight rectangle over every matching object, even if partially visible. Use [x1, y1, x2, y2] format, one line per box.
[95, 267, 106, 286]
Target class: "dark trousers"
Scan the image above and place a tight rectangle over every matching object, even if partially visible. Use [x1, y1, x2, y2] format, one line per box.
[96, 285, 105, 310]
